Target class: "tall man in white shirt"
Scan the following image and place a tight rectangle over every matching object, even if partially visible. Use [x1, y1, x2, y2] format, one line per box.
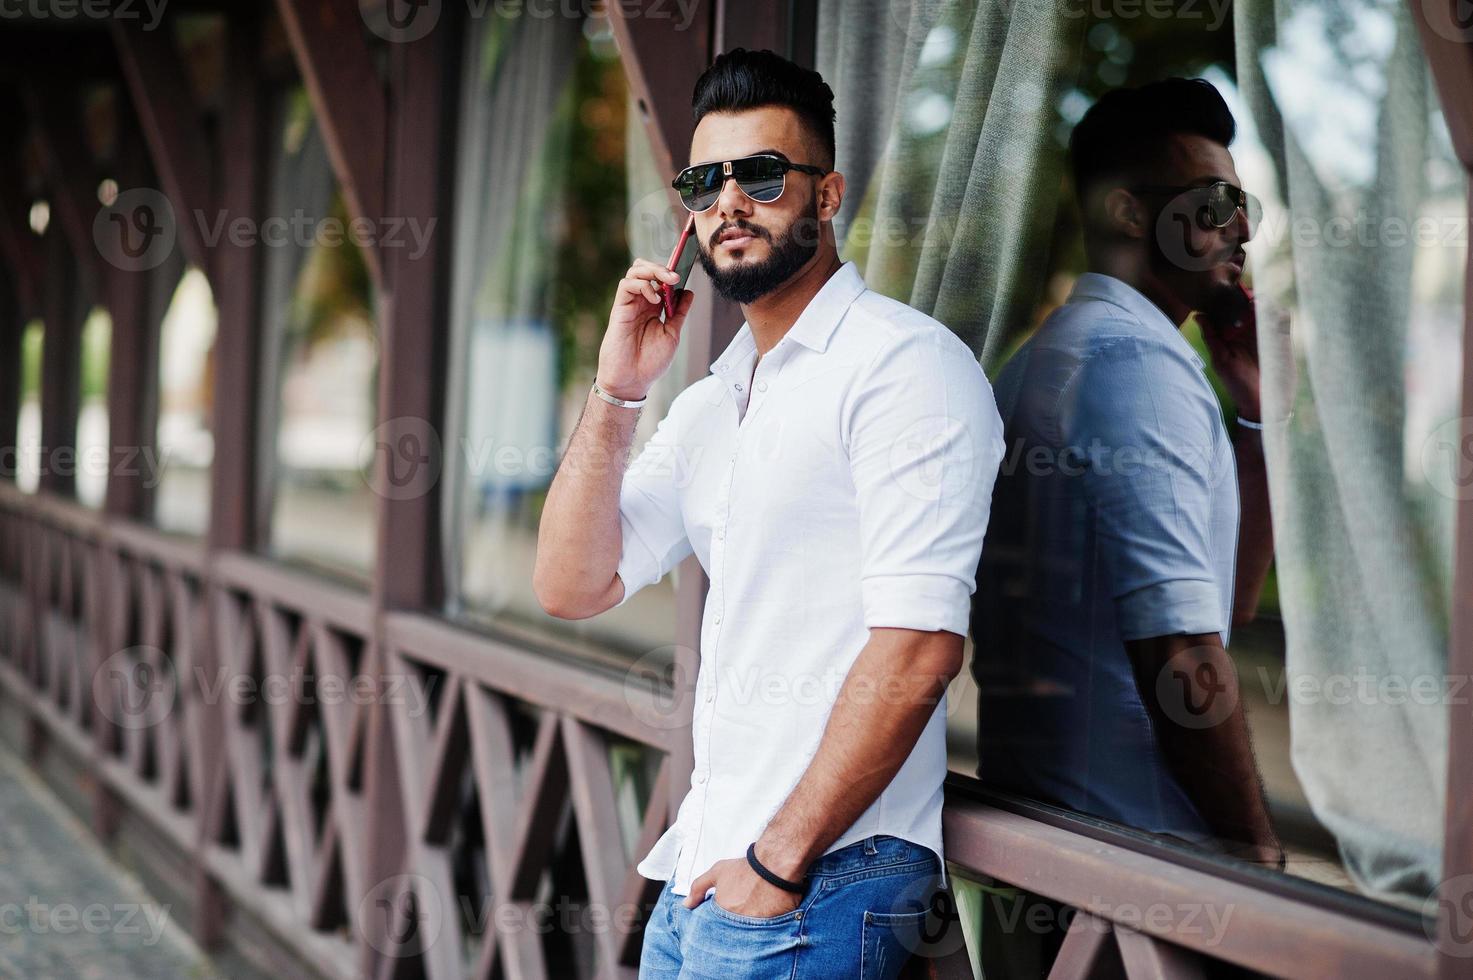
[534, 48, 1004, 978]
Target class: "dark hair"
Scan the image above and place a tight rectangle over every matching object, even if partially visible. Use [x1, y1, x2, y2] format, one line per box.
[691, 48, 836, 168]
[1069, 77, 1235, 200]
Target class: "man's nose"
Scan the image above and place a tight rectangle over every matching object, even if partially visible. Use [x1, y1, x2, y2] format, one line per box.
[1232, 201, 1253, 244]
[716, 176, 752, 219]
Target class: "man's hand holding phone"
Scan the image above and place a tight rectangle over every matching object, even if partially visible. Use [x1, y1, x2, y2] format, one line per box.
[596, 219, 698, 403]
[1199, 281, 1262, 422]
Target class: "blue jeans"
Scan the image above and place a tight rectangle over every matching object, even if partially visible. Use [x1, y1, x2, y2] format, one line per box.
[638, 835, 943, 979]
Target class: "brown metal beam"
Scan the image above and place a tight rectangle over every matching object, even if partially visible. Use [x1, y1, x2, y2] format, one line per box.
[37, 228, 86, 498]
[358, 18, 457, 977]
[370, 22, 455, 615]
[110, 18, 217, 273]
[0, 165, 43, 319]
[272, 0, 386, 284]
[206, 10, 267, 553]
[943, 799, 1434, 980]
[1115, 927, 1206, 980]
[0, 271, 21, 483]
[607, 0, 713, 183]
[193, 6, 273, 954]
[23, 81, 103, 296]
[102, 130, 168, 520]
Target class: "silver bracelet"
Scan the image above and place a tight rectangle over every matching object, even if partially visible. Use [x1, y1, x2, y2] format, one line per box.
[592, 379, 647, 409]
[1236, 415, 1265, 430]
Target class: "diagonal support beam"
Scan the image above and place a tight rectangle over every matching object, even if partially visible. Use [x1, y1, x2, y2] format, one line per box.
[561, 715, 636, 977]
[606, 0, 713, 184]
[273, 0, 386, 284]
[1115, 927, 1207, 980]
[110, 18, 216, 273]
[1048, 911, 1124, 980]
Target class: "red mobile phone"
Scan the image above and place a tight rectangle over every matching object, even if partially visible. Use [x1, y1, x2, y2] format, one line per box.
[661, 214, 699, 319]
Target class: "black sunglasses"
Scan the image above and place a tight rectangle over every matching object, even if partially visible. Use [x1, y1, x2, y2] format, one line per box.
[1132, 180, 1262, 231]
[672, 154, 828, 213]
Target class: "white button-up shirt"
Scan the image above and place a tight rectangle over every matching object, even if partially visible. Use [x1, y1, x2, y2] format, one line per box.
[613, 261, 1005, 896]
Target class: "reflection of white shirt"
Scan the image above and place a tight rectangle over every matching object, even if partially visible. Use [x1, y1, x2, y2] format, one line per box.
[614, 261, 1004, 896]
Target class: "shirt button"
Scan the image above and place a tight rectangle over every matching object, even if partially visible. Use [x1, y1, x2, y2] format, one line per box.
[695, 772, 707, 784]
[713, 615, 722, 624]
[716, 529, 724, 540]
[705, 691, 714, 703]
[757, 381, 768, 392]
[735, 383, 743, 391]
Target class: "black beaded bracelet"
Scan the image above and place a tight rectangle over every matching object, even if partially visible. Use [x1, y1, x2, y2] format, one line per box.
[746, 842, 807, 894]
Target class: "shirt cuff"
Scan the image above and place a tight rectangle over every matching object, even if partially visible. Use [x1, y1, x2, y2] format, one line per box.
[1115, 579, 1225, 641]
[614, 527, 660, 608]
[861, 573, 973, 636]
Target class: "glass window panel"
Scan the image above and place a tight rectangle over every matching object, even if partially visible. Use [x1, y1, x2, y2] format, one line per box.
[16, 320, 43, 494]
[258, 85, 379, 581]
[444, 8, 690, 667]
[822, 0, 1462, 908]
[76, 306, 110, 510]
[153, 266, 217, 536]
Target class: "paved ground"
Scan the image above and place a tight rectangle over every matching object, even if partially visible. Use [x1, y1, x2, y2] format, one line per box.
[0, 745, 220, 979]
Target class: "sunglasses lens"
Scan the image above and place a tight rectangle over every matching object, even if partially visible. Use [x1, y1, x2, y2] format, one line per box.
[676, 164, 723, 212]
[1206, 183, 1258, 230]
[1207, 185, 1236, 226]
[732, 157, 786, 203]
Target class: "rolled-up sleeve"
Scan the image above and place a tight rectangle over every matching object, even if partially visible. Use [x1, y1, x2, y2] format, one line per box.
[614, 406, 693, 608]
[1060, 337, 1229, 641]
[844, 328, 1005, 637]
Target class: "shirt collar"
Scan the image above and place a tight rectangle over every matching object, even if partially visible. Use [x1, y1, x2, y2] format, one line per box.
[710, 260, 867, 375]
[1068, 272, 1204, 369]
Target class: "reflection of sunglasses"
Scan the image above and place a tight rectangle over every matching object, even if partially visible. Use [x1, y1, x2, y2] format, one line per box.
[1133, 180, 1262, 230]
[672, 154, 828, 213]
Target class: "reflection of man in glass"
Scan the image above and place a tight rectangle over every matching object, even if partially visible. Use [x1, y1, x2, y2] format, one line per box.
[973, 79, 1283, 866]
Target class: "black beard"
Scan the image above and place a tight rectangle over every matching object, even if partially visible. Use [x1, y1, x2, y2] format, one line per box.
[698, 209, 820, 304]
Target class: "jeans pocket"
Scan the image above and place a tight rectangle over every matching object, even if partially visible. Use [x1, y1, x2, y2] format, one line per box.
[707, 897, 803, 928]
[860, 908, 930, 980]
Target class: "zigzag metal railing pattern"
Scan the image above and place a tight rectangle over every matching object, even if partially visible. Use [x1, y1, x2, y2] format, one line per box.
[0, 488, 681, 980]
[0, 486, 1441, 980]
[378, 613, 677, 980]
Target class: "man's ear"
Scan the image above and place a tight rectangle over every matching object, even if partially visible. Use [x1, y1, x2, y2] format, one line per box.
[1102, 187, 1147, 240]
[817, 171, 845, 222]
